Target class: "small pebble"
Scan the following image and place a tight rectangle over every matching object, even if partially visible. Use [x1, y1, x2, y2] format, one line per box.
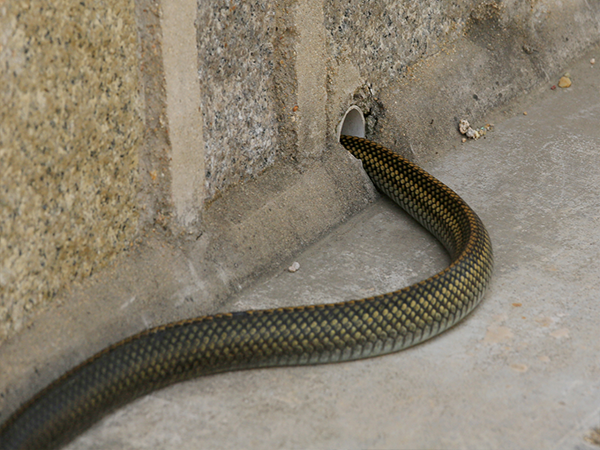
[466, 128, 479, 139]
[591, 58, 596, 65]
[558, 76, 572, 88]
[288, 262, 300, 273]
[510, 363, 529, 373]
[459, 119, 492, 141]
[523, 111, 527, 115]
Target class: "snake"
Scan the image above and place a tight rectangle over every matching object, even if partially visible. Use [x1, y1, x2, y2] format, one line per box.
[0, 135, 493, 450]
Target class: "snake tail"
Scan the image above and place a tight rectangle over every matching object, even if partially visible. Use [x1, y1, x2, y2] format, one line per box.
[0, 135, 493, 450]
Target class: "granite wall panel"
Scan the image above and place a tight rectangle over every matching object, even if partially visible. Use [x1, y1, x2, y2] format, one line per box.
[0, 0, 143, 340]
[197, 1, 280, 199]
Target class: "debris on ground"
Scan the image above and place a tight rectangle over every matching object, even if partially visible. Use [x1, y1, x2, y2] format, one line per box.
[591, 58, 596, 66]
[558, 74, 572, 88]
[288, 262, 300, 273]
[584, 427, 600, 446]
[459, 119, 494, 142]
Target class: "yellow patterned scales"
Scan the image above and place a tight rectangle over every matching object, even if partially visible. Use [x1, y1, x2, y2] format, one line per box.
[0, 136, 493, 450]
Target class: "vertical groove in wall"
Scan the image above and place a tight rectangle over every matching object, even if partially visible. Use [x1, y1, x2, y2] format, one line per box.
[161, 0, 205, 229]
[134, 0, 172, 231]
[294, 0, 328, 159]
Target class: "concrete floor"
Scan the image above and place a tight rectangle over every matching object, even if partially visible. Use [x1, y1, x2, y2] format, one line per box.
[5, 46, 600, 448]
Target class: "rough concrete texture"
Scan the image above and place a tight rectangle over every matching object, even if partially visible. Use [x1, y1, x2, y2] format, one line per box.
[2, 43, 600, 449]
[2, 0, 600, 440]
[344, 0, 600, 161]
[0, 143, 377, 432]
[3, 0, 599, 348]
[0, 0, 143, 341]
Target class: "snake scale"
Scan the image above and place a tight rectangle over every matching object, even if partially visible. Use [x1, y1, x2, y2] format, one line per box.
[0, 135, 493, 450]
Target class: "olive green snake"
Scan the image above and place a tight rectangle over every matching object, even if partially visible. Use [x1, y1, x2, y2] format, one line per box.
[0, 135, 493, 450]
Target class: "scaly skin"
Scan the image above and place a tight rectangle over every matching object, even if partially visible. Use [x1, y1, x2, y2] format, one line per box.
[0, 136, 493, 450]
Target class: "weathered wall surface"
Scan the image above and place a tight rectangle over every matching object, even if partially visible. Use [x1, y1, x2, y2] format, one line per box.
[322, 0, 600, 159]
[1, 0, 599, 348]
[192, 0, 600, 198]
[197, 2, 280, 200]
[325, 0, 470, 79]
[0, 0, 143, 341]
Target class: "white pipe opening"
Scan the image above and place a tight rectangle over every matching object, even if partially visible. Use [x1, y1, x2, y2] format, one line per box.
[337, 105, 365, 141]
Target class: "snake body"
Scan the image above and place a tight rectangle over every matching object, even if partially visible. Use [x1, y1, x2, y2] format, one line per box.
[0, 136, 493, 450]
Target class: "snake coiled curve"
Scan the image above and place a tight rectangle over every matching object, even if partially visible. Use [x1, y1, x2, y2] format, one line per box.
[0, 136, 493, 450]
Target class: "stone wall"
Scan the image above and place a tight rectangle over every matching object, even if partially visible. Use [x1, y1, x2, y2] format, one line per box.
[1, 0, 598, 344]
[0, 0, 143, 341]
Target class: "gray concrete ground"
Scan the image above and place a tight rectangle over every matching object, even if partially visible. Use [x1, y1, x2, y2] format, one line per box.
[5, 46, 600, 449]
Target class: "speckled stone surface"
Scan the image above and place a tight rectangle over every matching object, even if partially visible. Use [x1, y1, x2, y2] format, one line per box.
[197, 1, 279, 199]
[194, 0, 600, 201]
[194, 0, 474, 200]
[324, 0, 470, 79]
[0, 0, 143, 341]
